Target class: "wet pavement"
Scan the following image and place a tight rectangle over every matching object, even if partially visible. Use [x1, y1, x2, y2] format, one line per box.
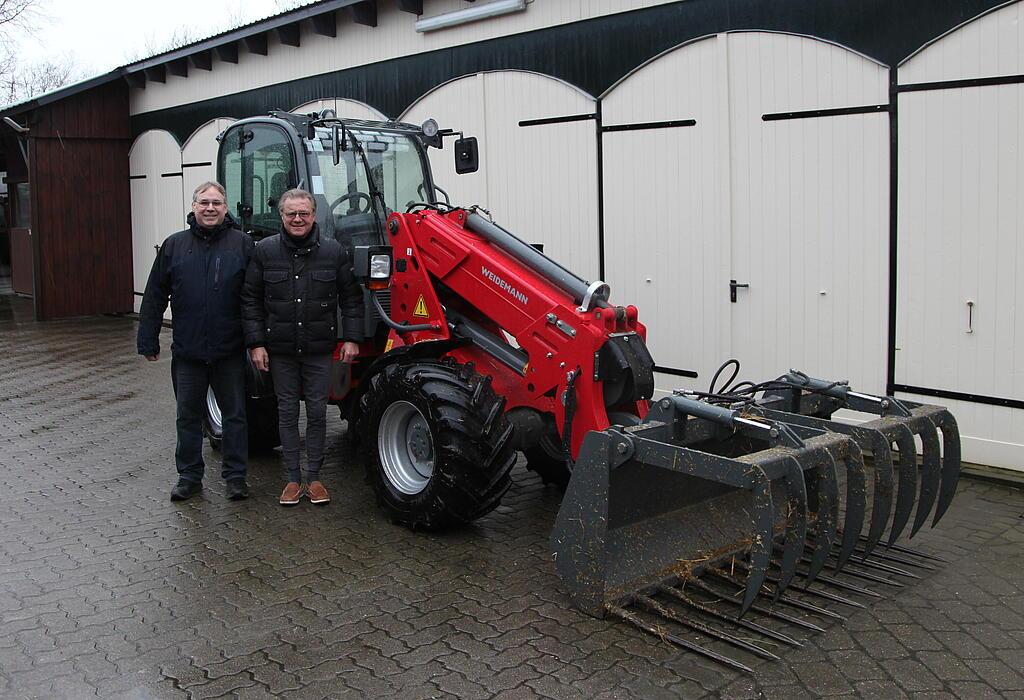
[1, 292, 1023, 699]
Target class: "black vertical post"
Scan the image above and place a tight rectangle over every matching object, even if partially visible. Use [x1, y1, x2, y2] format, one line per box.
[596, 99, 606, 281]
[886, 66, 899, 395]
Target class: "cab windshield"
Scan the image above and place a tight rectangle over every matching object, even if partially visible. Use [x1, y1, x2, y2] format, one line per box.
[314, 128, 432, 230]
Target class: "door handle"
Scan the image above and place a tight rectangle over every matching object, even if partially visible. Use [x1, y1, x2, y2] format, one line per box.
[966, 299, 975, 334]
[730, 280, 749, 303]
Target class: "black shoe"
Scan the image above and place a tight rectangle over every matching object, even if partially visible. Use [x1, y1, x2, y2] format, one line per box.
[170, 479, 202, 501]
[226, 478, 249, 501]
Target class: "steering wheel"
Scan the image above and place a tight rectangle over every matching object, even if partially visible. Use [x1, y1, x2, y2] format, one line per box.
[327, 191, 372, 219]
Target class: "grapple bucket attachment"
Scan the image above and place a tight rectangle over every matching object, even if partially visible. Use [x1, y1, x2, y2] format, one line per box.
[550, 373, 962, 672]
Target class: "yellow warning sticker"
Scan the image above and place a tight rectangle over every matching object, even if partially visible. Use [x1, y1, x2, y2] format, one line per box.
[384, 338, 394, 353]
[412, 295, 430, 318]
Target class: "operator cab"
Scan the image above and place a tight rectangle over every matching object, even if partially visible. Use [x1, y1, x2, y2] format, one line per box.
[216, 111, 470, 248]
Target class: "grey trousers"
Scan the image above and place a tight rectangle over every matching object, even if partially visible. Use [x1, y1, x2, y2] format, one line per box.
[269, 353, 332, 483]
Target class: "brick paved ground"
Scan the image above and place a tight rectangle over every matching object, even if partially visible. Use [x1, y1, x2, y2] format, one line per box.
[1, 294, 1022, 699]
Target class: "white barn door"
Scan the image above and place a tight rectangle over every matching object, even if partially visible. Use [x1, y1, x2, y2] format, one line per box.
[725, 33, 890, 393]
[129, 130, 184, 315]
[601, 36, 732, 389]
[896, 2, 1024, 471]
[600, 32, 889, 395]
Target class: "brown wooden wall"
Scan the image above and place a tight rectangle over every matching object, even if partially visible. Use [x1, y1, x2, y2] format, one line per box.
[25, 80, 134, 320]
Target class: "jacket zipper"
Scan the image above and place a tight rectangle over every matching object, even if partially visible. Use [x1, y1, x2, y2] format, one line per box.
[214, 256, 221, 288]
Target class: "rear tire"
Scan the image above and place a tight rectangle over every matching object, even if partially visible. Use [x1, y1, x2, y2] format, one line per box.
[203, 388, 281, 453]
[524, 411, 639, 490]
[359, 359, 516, 530]
[524, 435, 571, 490]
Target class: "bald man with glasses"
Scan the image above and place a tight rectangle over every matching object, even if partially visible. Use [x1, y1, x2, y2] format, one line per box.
[242, 189, 363, 506]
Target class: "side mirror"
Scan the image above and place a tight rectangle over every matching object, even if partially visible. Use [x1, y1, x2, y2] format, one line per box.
[454, 136, 479, 174]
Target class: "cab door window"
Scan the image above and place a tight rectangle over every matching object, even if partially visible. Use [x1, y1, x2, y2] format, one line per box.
[220, 124, 297, 238]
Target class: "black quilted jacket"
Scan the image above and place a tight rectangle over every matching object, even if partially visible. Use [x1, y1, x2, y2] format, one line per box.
[241, 224, 364, 356]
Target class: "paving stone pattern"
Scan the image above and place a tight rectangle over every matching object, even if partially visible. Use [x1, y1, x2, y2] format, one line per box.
[0, 296, 1022, 699]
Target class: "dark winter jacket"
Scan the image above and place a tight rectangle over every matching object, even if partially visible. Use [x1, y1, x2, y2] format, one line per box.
[136, 212, 254, 362]
[241, 224, 364, 356]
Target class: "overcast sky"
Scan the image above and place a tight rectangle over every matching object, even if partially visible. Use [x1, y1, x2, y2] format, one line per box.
[15, 0, 297, 77]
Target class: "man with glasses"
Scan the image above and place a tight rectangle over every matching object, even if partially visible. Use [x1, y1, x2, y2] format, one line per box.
[138, 182, 254, 501]
[242, 189, 363, 506]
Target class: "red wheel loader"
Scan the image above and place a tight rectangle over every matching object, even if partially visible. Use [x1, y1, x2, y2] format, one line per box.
[214, 111, 962, 672]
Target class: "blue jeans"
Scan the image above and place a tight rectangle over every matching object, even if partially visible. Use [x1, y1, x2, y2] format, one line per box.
[171, 354, 248, 483]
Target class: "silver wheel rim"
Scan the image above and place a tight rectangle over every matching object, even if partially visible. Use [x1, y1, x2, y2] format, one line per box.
[379, 400, 434, 495]
[206, 388, 223, 435]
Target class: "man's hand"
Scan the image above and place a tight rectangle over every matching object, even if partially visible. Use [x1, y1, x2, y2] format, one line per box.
[250, 346, 270, 372]
[340, 341, 359, 363]
[144, 354, 159, 362]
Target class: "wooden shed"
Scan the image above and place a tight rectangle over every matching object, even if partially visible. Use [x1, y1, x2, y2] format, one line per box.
[0, 76, 133, 320]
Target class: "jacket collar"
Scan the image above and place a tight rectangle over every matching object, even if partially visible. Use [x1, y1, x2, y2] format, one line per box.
[280, 222, 321, 255]
[187, 211, 238, 241]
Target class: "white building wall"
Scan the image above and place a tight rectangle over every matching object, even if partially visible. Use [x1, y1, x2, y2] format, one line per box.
[123, 2, 1024, 471]
[900, 1, 1024, 83]
[897, 1, 1024, 471]
[403, 72, 600, 280]
[129, 0, 682, 116]
[181, 118, 236, 215]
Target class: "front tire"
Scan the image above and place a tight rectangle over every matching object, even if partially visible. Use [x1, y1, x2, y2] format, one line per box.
[359, 359, 516, 530]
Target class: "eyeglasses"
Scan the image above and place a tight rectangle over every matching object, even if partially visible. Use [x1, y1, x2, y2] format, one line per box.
[283, 211, 313, 219]
[194, 199, 226, 208]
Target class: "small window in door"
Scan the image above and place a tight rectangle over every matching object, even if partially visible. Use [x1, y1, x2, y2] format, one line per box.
[13, 183, 30, 228]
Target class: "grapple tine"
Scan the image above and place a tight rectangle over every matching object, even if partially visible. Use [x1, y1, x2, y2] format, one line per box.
[635, 594, 780, 660]
[853, 545, 937, 571]
[774, 456, 807, 600]
[826, 561, 905, 588]
[760, 560, 867, 608]
[862, 432, 895, 557]
[790, 561, 884, 598]
[887, 424, 919, 546]
[833, 442, 867, 572]
[805, 451, 839, 585]
[932, 410, 961, 526]
[606, 604, 756, 674]
[684, 577, 827, 632]
[709, 568, 845, 621]
[658, 584, 804, 647]
[838, 554, 920, 579]
[742, 477, 775, 617]
[909, 418, 941, 538]
[885, 541, 949, 564]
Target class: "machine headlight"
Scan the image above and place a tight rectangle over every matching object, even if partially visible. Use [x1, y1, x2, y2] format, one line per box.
[370, 254, 391, 280]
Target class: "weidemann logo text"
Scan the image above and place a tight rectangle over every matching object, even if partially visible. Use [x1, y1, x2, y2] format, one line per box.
[481, 266, 529, 305]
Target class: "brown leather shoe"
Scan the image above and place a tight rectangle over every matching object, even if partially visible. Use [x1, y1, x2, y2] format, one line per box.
[307, 480, 330, 505]
[279, 482, 302, 506]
